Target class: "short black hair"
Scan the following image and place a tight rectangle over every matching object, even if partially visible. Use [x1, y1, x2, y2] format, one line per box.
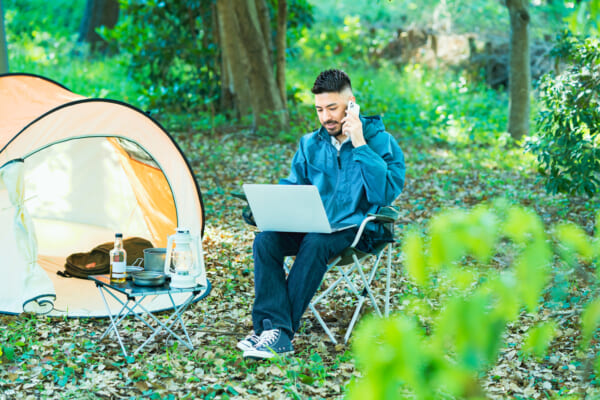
[311, 69, 352, 94]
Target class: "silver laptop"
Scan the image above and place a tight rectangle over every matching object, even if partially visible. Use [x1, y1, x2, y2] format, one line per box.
[242, 184, 356, 233]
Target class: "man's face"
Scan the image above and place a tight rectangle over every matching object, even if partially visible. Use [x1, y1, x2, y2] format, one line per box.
[315, 90, 353, 137]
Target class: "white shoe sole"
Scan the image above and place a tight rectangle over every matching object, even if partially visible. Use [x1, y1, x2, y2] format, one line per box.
[236, 341, 254, 351]
[243, 347, 293, 359]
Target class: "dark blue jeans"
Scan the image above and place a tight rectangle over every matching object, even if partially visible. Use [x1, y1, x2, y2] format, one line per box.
[251, 229, 358, 339]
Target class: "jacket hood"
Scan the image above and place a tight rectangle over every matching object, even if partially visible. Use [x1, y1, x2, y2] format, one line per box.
[315, 115, 385, 141]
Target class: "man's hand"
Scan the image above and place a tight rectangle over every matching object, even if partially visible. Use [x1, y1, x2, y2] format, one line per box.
[341, 110, 366, 148]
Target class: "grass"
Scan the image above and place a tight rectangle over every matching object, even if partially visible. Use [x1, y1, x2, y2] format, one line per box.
[2, 131, 599, 398]
[3, 1, 600, 398]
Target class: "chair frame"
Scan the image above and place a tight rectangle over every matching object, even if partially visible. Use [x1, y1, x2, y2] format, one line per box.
[303, 212, 396, 344]
[232, 192, 399, 345]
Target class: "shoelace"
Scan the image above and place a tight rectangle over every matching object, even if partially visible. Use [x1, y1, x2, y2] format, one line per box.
[245, 333, 259, 343]
[256, 329, 279, 347]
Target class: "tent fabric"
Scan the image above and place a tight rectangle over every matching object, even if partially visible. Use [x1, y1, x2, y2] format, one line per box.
[0, 74, 85, 149]
[0, 160, 55, 314]
[107, 137, 177, 247]
[0, 73, 206, 317]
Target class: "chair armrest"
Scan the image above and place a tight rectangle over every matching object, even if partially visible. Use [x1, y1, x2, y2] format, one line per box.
[349, 206, 403, 249]
[349, 216, 378, 248]
[230, 191, 248, 202]
[367, 206, 401, 224]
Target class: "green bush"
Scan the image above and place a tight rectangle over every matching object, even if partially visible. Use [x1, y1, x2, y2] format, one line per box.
[4, 0, 83, 39]
[350, 200, 600, 399]
[99, 0, 219, 114]
[526, 31, 600, 197]
[101, 0, 314, 115]
[564, 0, 600, 37]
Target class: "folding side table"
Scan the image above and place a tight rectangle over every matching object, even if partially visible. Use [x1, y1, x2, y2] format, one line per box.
[90, 274, 211, 357]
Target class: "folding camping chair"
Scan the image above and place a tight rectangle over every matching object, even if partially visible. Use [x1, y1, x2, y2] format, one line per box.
[232, 192, 403, 344]
[304, 206, 400, 344]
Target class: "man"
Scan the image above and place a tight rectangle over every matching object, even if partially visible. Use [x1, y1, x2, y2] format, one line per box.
[239, 69, 405, 359]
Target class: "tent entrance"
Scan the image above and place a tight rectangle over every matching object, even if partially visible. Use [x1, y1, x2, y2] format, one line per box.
[0, 73, 205, 316]
[21, 136, 183, 316]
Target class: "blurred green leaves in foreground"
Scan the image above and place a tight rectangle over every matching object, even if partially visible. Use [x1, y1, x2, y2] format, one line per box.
[351, 200, 600, 399]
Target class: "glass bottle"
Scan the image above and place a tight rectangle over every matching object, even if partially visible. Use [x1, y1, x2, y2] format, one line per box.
[110, 233, 127, 283]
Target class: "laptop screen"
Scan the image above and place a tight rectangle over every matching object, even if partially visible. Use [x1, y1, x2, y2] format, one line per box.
[243, 184, 336, 233]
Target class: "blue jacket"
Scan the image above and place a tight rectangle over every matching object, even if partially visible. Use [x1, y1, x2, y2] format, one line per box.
[280, 115, 405, 230]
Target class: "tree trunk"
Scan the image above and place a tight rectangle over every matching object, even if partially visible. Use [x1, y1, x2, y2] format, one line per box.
[256, 0, 273, 64]
[213, 2, 232, 111]
[216, 0, 288, 132]
[216, 0, 253, 116]
[78, 0, 119, 52]
[276, 0, 287, 105]
[0, 0, 8, 74]
[506, 0, 531, 140]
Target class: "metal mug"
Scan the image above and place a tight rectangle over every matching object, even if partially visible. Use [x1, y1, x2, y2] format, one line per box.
[143, 248, 167, 272]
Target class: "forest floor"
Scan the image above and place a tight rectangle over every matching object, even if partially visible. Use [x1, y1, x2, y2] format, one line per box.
[1, 130, 600, 399]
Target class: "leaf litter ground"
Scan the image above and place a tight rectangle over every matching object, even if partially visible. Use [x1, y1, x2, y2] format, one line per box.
[1, 132, 600, 399]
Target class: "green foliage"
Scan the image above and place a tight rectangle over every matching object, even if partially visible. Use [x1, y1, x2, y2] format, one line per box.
[3, 0, 83, 38]
[522, 321, 558, 360]
[311, 0, 572, 39]
[269, 0, 315, 59]
[101, 0, 314, 115]
[295, 15, 389, 67]
[581, 297, 600, 349]
[555, 222, 594, 266]
[565, 0, 600, 37]
[99, 0, 219, 114]
[527, 31, 600, 197]
[3, 1, 143, 101]
[350, 202, 600, 399]
[6, 1, 511, 142]
[291, 17, 509, 145]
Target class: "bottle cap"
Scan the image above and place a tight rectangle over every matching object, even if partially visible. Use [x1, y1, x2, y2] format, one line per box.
[115, 233, 123, 238]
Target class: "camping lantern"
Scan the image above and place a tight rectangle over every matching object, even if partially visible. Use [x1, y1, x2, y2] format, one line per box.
[164, 228, 202, 288]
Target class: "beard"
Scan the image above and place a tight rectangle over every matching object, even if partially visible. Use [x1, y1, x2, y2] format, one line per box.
[328, 128, 343, 138]
[323, 120, 343, 137]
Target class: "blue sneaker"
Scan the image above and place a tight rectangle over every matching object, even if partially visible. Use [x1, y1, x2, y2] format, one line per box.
[243, 319, 293, 359]
[237, 331, 260, 351]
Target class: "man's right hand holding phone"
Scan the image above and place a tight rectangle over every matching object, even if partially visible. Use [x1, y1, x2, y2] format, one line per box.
[342, 100, 366, 148]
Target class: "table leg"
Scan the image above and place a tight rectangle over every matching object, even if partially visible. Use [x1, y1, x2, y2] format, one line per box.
[92, 279, 210, 358]
[131, 292, 197, 355]
[98, 288, 157, 340]
[97, 285, 128, 357]
[167, 292, 194, 346]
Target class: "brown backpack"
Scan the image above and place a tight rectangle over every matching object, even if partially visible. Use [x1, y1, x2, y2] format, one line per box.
[58, 237, 154, 279]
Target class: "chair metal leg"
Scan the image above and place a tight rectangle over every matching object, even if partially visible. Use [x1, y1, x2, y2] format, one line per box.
[307, 258, 361, 344]
[336, 264, 360, 297]
[345, 295, 366, 343]
[343, 250, 389, 342]
[312, 274, 347, 304]
[309, 303, 337, 344]
[305, 241, 395, 344]
[385, 243, 392, 317]
[354, 253, 382, 317]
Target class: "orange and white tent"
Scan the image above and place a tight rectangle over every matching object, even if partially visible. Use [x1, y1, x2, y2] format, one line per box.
[0, 73, 206, 316]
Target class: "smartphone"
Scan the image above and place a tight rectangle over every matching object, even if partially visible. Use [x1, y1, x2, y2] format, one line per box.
[347, 100, 360, 116]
